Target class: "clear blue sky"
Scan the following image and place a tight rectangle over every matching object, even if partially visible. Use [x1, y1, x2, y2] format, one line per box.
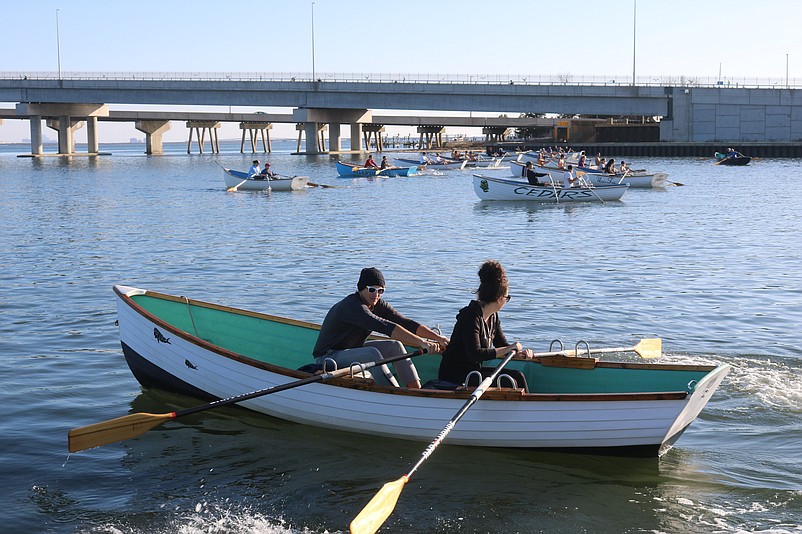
[1, 0, 799, 142]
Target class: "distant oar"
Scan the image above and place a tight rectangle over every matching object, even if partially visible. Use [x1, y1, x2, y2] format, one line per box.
[68, 349, 426, 453]
[518, 338, 662, 360]
[349, 350, 517, 534]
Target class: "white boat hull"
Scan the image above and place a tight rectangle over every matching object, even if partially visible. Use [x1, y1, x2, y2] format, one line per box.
[223, 169, 309, 191]
[113, 285, 730, 455]
[474, 174, 629, 202]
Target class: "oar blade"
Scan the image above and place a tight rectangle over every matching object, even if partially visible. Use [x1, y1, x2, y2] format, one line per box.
[350, 476, 408, 534]
[68, 412, 174, 453]
[634, 338, 662, 359]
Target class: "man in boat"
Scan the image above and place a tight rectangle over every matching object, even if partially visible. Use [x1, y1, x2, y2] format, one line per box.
[247, 160, 261, 176]
[312, 267, 449, 389]
[257, 162, 276, 180]
[522, 161, 546, 186]
[563, 164, 577, 188]
[379, 156, 390, 169]
[364, 154, 379, 169]
[419, 152, 431, 164]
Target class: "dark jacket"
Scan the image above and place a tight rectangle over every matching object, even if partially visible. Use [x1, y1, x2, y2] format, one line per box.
[438, 300, 508, 384]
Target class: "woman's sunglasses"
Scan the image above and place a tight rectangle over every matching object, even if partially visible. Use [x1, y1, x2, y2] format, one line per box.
[367, 286, 385, 295]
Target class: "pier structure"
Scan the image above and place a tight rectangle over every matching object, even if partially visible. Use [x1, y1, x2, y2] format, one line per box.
[417, 126, 445, 149]
[239, 122, 272, 153]
[361, 123, 385, 151]
[483, 126, 512, 143]
[15, 103, 108, 156]
[186, 121, 221, 154]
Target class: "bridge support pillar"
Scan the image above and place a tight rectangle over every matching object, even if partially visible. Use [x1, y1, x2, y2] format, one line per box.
[186, 121, 221, 154]
[417, 126, 445, 149]
[29, 116, 43, 155]
[16, 103, 108, 155]
[292, 108, 372, 154]
[136, 120, 171, 155]
[46, 117, 84, 154]
[239, 122, 272, 153]
[350, 123, 363, 152]
[329, 123, 342, 152]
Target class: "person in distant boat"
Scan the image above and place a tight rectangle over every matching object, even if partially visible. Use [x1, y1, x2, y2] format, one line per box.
[597, 157, 606, 171]
[604, 158, 616, 174]
[248, 160, 261, 176]
[523, 161, 545, 186]
[438, 260, 533, 390]
[557, 154, 566, 170]
[537, 151, 546, 166]
[380, 156, 390, 169]
[595, 152, 602, 166]
[364, 154, 379, 169]
[312, 267, 449, 389]
[433, 153, 446, 164]
[419, 151, 431, 164]
[578, 152, 587, 168]
[619, 160, 628, 174]
[258, 162, 276, 179]
[563, 164, 576, 188]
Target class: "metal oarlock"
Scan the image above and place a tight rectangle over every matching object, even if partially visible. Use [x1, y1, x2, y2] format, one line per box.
[575, 340, 592, 358]
[322, 357, 338, 373]
[495, 374, 518, 389]
[464, 370, 483, 388]
[348, 361, 368, 379]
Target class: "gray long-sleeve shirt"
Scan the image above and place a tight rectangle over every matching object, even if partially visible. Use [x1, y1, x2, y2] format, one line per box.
[312, 292, 421, 357]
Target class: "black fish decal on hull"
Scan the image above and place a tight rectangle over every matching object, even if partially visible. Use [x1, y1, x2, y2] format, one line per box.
[153, 328, 171, 344]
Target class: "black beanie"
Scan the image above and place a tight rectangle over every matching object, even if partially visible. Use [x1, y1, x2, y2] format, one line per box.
[358, 267, 385, 290]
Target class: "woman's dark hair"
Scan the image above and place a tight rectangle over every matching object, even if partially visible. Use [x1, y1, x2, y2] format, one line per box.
[475, 260, 508, 303]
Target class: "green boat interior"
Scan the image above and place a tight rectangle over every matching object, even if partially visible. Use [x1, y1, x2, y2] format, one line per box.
[131, 292, 713, 395]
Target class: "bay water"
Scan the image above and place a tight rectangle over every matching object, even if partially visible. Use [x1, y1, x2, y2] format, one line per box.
[1, 140, 800, 533]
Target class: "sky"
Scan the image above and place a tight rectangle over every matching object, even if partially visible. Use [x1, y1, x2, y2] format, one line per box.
[1, 0, 799, 143]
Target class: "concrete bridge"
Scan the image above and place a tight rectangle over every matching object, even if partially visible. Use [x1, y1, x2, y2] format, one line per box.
[1, 74, 800, 155]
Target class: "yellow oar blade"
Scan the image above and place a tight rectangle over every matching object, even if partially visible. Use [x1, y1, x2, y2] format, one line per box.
[68, 412, 175, 453]
[350, 476, 408, 534]
[634, 338, 662, 359]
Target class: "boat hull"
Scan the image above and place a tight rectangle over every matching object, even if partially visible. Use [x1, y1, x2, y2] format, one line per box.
[223, 169, 308, 191]
[112, 285, 730, 456]
[394, 158, 467, 170]
[335, 161, 379, 177]
[510, 161, 666, 188]
[474, 174, 629, 202]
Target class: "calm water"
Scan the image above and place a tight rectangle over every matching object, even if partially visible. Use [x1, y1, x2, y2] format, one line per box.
[1, 141, 800, 533]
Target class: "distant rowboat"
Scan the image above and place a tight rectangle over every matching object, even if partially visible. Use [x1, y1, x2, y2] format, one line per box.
[222, 168, 308, 191]
[474, 174, 629, 202]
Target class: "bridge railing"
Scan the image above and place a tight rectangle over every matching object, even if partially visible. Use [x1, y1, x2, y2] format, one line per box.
[0, 72, 797, 89]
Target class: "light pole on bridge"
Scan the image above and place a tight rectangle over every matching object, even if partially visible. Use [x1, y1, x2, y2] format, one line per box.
[56, 8, 62, 80]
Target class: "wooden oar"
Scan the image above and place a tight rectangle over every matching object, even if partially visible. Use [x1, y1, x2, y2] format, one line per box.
[350, 350, 518, 534]
[512, 338, 662, 360]
[68, 349, 426, 453]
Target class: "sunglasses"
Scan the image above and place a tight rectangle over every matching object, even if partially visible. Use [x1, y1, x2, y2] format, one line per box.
[504, 295, 511, 302]
[366, 286, 385, 295]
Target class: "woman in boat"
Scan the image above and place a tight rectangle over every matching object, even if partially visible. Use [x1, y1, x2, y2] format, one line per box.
[604, 158, 616, 174]
[379, 156, 390, 169]
[312, 267, 449, 389]
[438, 261, 533, 390]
